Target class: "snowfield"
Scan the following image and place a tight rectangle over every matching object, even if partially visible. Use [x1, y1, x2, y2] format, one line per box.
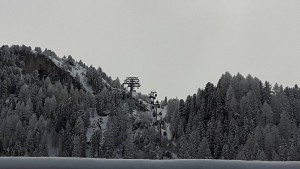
[0, 158, 300, 169]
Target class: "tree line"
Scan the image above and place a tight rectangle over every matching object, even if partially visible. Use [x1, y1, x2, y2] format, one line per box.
[166, 72, 300, 160]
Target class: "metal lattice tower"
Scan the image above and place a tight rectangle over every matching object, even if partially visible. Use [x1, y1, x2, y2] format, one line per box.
[148, 90, 157, 104]
[123, 77, 141, 97]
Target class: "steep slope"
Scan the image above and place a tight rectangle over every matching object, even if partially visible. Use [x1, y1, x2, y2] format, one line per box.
[0, 45, 124, 158]
[0, 45, 168, 159]
[21, 49, 83, 91]
[3, 45, 300, 161]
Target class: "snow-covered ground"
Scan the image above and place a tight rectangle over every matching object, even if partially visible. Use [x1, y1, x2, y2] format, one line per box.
[86, 110, 108, 142]
[49, 56, 94, 93]
[1, 157, 300, 169]
[52, 56, 116, 93]
[86, 110, 109, 157]
[69, 64, 94, 93]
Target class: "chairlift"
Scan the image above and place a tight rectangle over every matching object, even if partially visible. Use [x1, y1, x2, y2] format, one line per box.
[153, 111, 156, 117]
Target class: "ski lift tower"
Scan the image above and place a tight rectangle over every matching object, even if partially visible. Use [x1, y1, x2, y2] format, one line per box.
[149, 91, 160, 121]
[149, 90, 157, 104]
[123, 77, 141, 98]
[123, 77, 141, 131]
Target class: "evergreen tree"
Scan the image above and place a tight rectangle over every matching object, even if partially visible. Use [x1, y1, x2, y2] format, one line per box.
[197, 137, 211, 159]
[278, 111, 292, 140]
[261, 102, 274, 126]
[258, 151, 267, 161]
[90, 130, 102, 158]
[72, 135, 82, 157]
[123, 135, 137, 159]
[236, 148, 246, 160]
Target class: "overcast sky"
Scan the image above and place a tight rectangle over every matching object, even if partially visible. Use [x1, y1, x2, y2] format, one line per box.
[1, 0, 300, 100]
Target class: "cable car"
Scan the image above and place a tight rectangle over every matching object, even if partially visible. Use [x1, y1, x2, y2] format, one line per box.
[163, 131, 167, 136]
[153, 111, 156, 117]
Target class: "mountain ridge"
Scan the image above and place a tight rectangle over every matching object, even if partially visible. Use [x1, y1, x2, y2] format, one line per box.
[1, 44, 300, 161]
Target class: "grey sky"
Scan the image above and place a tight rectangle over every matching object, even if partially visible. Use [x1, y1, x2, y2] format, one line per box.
[1, 0, 300, 100]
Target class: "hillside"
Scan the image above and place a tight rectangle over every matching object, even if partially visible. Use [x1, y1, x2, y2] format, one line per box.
[0, 45, 170, 159]
[165, 72, 300, 161]
[0, 45, 131, 157]
[1, 45, 300, 161]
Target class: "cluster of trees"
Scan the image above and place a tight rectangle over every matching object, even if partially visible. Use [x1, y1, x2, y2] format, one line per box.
[167, 72, 300, 161]
[3, 45, 300, 161]
[0, 45, 131, 157]
[85, 65, 121, 94]
[0, 45, 167, 159]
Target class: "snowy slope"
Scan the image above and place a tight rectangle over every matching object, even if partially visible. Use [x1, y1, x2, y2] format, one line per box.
[69, 63, 93, 93]
[48, 56, 110, 155]
[49, 56, 94, 93]
[86, 110, 108, 142]
[49, 55, 116, 93]
[1, 158, 300, 169]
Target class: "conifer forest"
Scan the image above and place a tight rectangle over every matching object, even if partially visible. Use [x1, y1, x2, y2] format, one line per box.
[0, 45, 300, 161]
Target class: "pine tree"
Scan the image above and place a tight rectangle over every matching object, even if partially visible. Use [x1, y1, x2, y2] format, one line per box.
[73, 117, 86, 157]
[214, 120, 223, 158]
[258, 150, 267, 161]
[103, 116, 117, 158]
[272, 151, 281, 161]
[123, 135, 137, 159]
[261, 102, 274, 126]
[264, 132, 274, 160]
[90, 130, 102, 157]
[178, 134, 189, 158]
[236, 148, 246, 160]
[279, 138, 289, 161]
[72, 135, 82, 157]
[262, 81, 272, 104]
[37, 131, 48, 156]
[197, 137, 211, 159]
[288, 144, 300, 161]
[278, 111, 292, 140]
[95, 92, 105, 116]
[221, 144, 230, 159]
[188, 130, 201, 158]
